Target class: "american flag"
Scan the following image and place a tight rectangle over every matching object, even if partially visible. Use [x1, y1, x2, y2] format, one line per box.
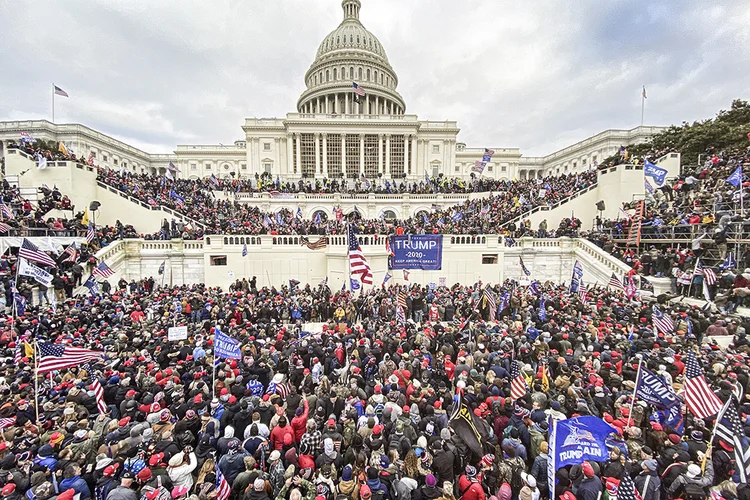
[0, 201, 14, 219]
[215, 463, 231, 500]
[483, 287, 497, 321]
[352, 82, 366, 96]
[651, 305, 674, 334]
[608, 272, 624, 290]
[397, 291, 407, 309]
[62, 243, 77, 263]
[617, 468, 642, 500]
[713, 396, 750, 483]
[334, 207, 343, 222]
[0, 222, 11, 233]
[86, 223, 96, 243]
[347, 224, 372, 285]
[83, 363, 107, 414]
[510, 360, 528, 400]
[13, 344, 22, 364]
[167, 161, 180, 173]
[684, 350, 723, 419]
[37, 342, 104, 374]
[265, 380, 290, 398]
[19, 238, 56, 267]
[53, 85, 69, 97]
[209, 174, 221, 189]
[694, 260, 717, 285]
[300, 236, 328, 250]
[403, 270, 410, 281]
[578, 282, 588, 302]
[92, 262, 115, 278]
[0, 417, 16, 430]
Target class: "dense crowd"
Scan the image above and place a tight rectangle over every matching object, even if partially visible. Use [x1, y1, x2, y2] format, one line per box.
[95, 169, 597, 238]
[0, 277, 748, 500]
[0, 182, 78, 237]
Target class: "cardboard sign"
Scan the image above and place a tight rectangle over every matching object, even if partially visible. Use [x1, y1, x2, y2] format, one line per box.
[168, 326, 188, 341]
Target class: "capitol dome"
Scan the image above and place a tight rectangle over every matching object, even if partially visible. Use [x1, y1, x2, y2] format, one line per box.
[297, 0, 406, 116]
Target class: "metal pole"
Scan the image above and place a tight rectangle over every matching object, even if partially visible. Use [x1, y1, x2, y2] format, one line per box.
[34, 341, 40, 424]
[641, 92, 645, 127]
[627, 357, 642, 426]
[52, 84, 55, 124]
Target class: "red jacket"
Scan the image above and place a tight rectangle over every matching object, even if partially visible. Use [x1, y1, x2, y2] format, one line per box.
[291, 399, 309, 442]
[270, 424, 294, 450]
[458, 476, 485, 500]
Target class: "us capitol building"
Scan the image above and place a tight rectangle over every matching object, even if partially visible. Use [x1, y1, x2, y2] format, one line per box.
[0, 0, 664, 183]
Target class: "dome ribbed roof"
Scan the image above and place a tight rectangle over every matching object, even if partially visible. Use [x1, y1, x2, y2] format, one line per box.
[315, 19, 389, 63]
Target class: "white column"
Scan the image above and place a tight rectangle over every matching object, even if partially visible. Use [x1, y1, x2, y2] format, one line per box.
[411, 135, 418, 176]
[341, 134, 346, 177]
[314, 133, 320, 175]
[404, 134, 410, 176]
[322, 133, 328, 177]
[286, 134, 293, 175]
[375, 95, 379, 115]
[366, 95, 370, 115]
[385, 134, 391, 176]
[295, 133, 301, 175]
[378, 134, 383, 174]
[359, 134, 365, 176]
[345, 93, 349, 115]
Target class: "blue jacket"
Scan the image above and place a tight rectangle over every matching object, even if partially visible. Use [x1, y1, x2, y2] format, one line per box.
[59, 476, 91, 500]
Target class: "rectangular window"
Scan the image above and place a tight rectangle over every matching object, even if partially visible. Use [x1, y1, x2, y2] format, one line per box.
[191, 163, 197, 170]
[326, 134, 342, 178]
[210, 255, 227, 266]
[582, 158, 587, 166]
[241, 163, 247, 170]
[363, 134, 378, 178]
[345, 134, 361, 179]
[573, 162, 577, 169]
[390, 135, 405, 178]
[206, 163, 212, 170]
[263, 162, 272, 174]
[487, 165, 493, 172]
[482, 254, 498, 265]
[501, 166, 507, 172]
[263, 142, 271, 151]
[432, 144, 439, 154]
[91, 152, 96, 159]
[592, 155, 597, 163]
[300, 133, 316, 178]
[103, 155, 108, 162]
[455, 165, 460, 173]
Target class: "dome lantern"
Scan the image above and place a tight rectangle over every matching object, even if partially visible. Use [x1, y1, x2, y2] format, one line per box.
[342, 0, 361, 21]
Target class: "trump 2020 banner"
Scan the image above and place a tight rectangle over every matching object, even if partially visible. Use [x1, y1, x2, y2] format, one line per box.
[389, 235, 443, 270]
[548, 416, 616, 499]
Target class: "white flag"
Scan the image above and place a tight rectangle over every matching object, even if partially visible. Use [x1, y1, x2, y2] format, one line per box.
[18, 258, 53, 287]
[37, 154, 47, 170]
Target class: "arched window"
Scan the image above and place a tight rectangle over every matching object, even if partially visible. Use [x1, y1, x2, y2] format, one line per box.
[358, 67, 363, 80]
[350, 35, 353, 43]
[380, 73, 383, 84]
[381, 209, 397, 220]
[223, 237, 228, 244]
[205, 237, 211, 245]
[342, 67, 345, 79]
[350, 67, 354, 79]
[366, 69, 370, 81]
[326, 70, 329, 82]
[374, 70, 377, 83]
[314, 75, 317, 85]
[337, 36, 340, 45]
[356, 35, 360, 44]
[333, 68, 337, 80]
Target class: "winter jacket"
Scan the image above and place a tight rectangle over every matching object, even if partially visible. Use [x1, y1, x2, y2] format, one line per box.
[575, 476, 602, 500]
[105, 486, 137, 500]
[634, 471, 661, 500]
[457, 476, 485, 500]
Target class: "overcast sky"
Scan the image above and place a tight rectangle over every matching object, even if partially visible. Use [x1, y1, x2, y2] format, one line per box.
[1, 0, 748, 156]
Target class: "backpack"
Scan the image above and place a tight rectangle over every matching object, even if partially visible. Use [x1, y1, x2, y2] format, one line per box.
[681, 483, 707, 500]
[370, 487, 387, 500]
[502, 423, 517, 440]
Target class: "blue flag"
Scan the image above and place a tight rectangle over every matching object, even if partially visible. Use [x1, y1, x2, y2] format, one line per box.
[169, 189, 185, 204]
[520, 257, 531, 276]
[644, 161, 668, 186]
[242, 244, 248, 257]
[499, 291, 510, 311]
[313, 212, 322, 225]
[635, 366, 680, 408]
[719, 253, 737, 270]
[275, 212, 284, 226]
[214, 327, 241, 359]
[650, 404, 685, 435]
[263, 214, 272, 228]
[83, 274, 99, 296]
[350, 278, 360, 290]
[569, 260, 583, 293]
[538, 298, 546, 321]
[383, 272, 392, 285]
[548, 416, 617, 497]
[423, 213, 429, 224]
[530, 281, 542, 296]
[13, 293, 26, 316]
[451, 212, 463, 222]
[297, 207, 303, 219]
[727, 166, 742, 187]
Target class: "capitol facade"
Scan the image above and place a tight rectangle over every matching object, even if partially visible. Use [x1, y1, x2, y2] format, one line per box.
[0, 0, 663, 183]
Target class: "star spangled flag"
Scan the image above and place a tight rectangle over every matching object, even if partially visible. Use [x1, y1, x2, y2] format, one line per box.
[92, 262, 114, 278]
[19, 238, 56, 267]
[529, 281, 542, 296]
[403, 270, 410, 281]
[263, 214, 272, 228]
[483, 287, 497, 321]
[451, 211, 463, 222]
[83, 274, 99, 295]
[684, 350, 723, 418]
[158, 261, 165, 275]
[0, 201, 14, 219]
[334, 207, 343, 222]
[169, 189, 185, 205]
[242, 244, 248, 257]
[360, 172, 371, 190]
[608, 272, 625, 290]
[37, 342, 104, 373]
[313, 212, 322, 224]
[510, 360, 528, 400]
[347, 223, 372, 285]
[520, 257, 531, 276]
[209, 174, 220, 189]
[618, 469, 642, 500]
[86, 223, 96, 243]
[20, 132, 36, 143]
[352, 82, 366, 96]
[61, 242, 77, 263]
[578, 282, 588, 302]
[0, 222, 10, 234]
[505, 236, 515, 247]
[727, 166, 743, 187]
[53, 85, 69, 97]
[0, 417, 16, 430]
[644, 178, 654, 195]
[713, 396, 750, 483]
[471, 160, 486, 174]
[215, 463, 231, 500]
[396, 304, 406, 325]
[167, 161, 180, 173]
[652, 305, 674, 334]
[82, 362, 107, 414]
[640, 277, 654, 293]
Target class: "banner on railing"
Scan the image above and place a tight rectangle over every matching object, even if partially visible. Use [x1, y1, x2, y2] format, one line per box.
[389, 235, 443, 270]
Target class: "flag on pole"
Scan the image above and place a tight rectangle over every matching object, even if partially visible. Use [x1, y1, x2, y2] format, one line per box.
[215, 464, 231, 500]
[13, 293, 26, 316]
[37, 342, 104, 373]
[569, 260, 583, 293]
[19, 238, 56, 267]
[383, 272, 392, 286]
[719, 253, 737, 270]
[642, 86, 647, 99]
[684, 350, 723, 419]
[86, 223, 96, 243]
[54, 85, 69, 97]
[578, 282, 588, 302]
[510, 360, 528, 400]
[727, 166, 743, 187]
[209, 174, 221, 189]
[83, 362, 107, 414]
[448, 391, 490, 458]
[626, 200, 644, 247]
[519, 257, 531, 276]
[651, 305, 674, 334]
[608, 272, 625, 290]
[313, 212, 322, 225]
[158, 261, 166, 275]
[403, 270, 410, 281]
[352, 82, 366, 96]
[483, 287, 497, 321]
[0, 201, 14, 220]
[92, 262, 114, 278]
[83, 274, 99, 295]
[296, 207, 303, 219]
[242, 244, 248, 257]
[347, 224, 372, 285]
[713, 396, 750, 483]
[618, 468, 643, 500]
[167, 161, 180, 173]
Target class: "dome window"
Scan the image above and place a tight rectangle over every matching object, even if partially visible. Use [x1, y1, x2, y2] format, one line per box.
[366, 69, 370, 81]
[333, 68, 337, 79]
[337, 36, 340, 45]
[326, 70, 329, 82]
[358, 67, 362, 80]
[356, 35, 360, 44]
[350, 35, 353, 43]
[350, 66, 353, 79]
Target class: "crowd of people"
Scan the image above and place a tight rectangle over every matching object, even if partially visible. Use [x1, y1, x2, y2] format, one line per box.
[0, 277, 748, 500]
[95, 169, 597, 239]
[0, 183, 78, 237]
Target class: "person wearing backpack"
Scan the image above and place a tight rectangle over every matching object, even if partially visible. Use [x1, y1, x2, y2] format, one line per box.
[575, 462, 601, 500]
[457, 466, 485, 500]
[365, 467, 390, 500]
[634, 460, 661, 500]
[667, 461, 715, 500]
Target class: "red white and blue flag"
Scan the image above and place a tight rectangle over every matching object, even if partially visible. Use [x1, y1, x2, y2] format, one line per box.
[92, 262, 115, 278]
[352, 82, 366, 96]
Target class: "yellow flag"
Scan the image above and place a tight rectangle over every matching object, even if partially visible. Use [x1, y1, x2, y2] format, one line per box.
[59, 142, 69, 156]
[23, 342, 34, 358]
[541, 365, 550, 393]
[81, 210, 89, 226]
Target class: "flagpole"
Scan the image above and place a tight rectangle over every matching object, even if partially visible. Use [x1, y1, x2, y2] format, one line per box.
[627, 357, 643, 427]
[52, 84, 55, 124]
[640, 87, 645, 127]
[34, 341, 40, 424]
